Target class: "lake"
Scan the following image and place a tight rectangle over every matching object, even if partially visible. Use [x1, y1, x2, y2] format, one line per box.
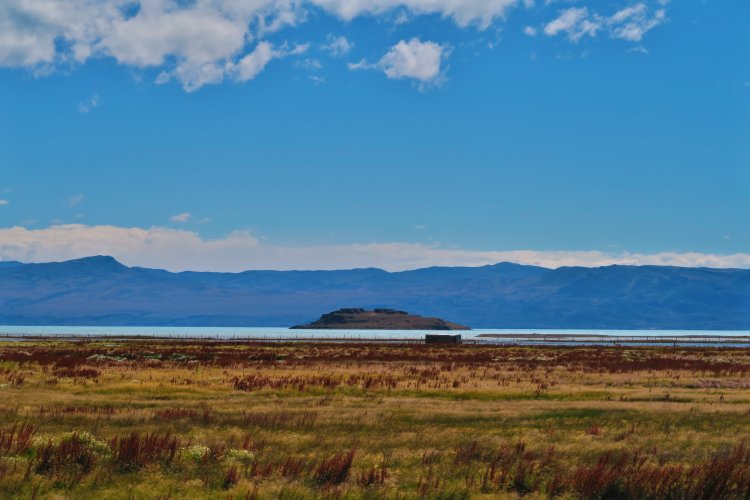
[0, 325, 749, 346]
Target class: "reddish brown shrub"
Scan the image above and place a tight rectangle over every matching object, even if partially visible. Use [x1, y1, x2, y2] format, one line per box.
[109, 431, 179, 470]
[0, 423, 35, 455]
[34, 433, 97, 477]
[223, 465, 240, 489]
[314, 449, 355, 485]
[53, 366, 101, 379]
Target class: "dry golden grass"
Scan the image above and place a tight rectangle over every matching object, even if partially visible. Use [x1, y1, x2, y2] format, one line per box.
[0, 340, 748, 498]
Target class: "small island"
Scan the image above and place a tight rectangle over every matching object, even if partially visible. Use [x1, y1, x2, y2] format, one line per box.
[290, 308, 470, 330]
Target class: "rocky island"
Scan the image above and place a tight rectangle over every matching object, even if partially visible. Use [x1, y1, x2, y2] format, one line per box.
[290, 308, 470, 330]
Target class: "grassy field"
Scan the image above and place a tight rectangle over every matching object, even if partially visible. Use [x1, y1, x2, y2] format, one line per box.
[0, 340, 749, 498]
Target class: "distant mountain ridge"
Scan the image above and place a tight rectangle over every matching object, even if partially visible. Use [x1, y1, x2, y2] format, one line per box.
[0, 256, 748, 329]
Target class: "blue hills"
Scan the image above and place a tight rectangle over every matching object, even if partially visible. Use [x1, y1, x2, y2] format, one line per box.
[0, 256, 748, 329]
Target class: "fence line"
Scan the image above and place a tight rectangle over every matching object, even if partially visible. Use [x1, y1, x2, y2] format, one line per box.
[1, 331, 749, 346]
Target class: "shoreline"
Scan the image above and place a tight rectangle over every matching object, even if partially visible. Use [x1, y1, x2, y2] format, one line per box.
[0, 332, 749, 347]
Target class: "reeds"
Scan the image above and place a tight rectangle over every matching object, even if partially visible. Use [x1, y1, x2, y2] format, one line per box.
[314, 450, 356, 485]
[571, 444, 750, 499]
[4, 341, 750, 378]
[109, 432, 179, 470]
[241, 411, 317, 429]
[0, 423, 35, 455]
[34, 433, 97, 477]
[223, 465, 240, 489]
[52, 366, 100, 379]
[231, 373, 397, 392]
[155, 407, 212, 424]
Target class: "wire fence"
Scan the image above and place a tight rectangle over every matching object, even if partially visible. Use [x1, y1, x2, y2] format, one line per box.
[1, 331, 749, 346]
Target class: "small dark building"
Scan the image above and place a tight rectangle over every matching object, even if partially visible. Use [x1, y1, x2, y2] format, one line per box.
[425, 334, 462, 344]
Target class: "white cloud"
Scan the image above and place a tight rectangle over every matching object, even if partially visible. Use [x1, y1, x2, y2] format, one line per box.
[0, 0, 669, 90]
[310, 0, 518, 29]
[233, 41, 308, 83]
[544, 7, 600, 42]
[1, 224, 748, 272]
[322, 34, 353, 57]
[608, 4, 666, 42]
[544, 7, 586, 36]
[351, 38, 447, 87]
[0, 0, 123, 67]
[170, 212, 191, 223]
[0, 0, 512, 79]
[151, 40, 307, 91]
[233, 41, 277, 83]
[102, 6, 246, 68]
[0, 0, 308, 91]
[543, 3, 666, 44]
[379, 39, 446, 81]
[523, 26, 537, 36]
[394, 11, 410, 25]
[0, 200, 8, 206]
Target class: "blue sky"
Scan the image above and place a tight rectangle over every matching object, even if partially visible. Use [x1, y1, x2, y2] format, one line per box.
[0, 0, 748, 271]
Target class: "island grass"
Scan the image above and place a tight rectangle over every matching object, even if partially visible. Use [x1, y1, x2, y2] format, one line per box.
[0, 341, 749, 498]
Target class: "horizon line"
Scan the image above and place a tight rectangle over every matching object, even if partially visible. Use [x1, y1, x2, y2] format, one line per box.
[4, 254, 750, 274]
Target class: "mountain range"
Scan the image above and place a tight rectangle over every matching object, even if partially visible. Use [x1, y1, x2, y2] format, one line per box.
[1, 256, 748, 329]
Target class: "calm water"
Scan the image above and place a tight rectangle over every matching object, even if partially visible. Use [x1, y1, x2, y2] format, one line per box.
[0, 325, 748, 346]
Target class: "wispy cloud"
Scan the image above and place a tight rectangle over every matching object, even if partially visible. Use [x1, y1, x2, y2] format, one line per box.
[0, 200, 9, 206]
[543, 3, 666, 44]
[68, 194, 84, 207]
[296, 58, 322, 70]
[170, 212, 191, 223]
[154, 41, 309, 91]
[1, 224, 748, 272]
[322, 35, 353, 57]
[544, 7, 599, 42]
[78, 95, 99, 113]
[609, 4, 666, 42]
[311, 0, 517, 28]
[308, 75, 326, 85]
[232, 42, 279, 85]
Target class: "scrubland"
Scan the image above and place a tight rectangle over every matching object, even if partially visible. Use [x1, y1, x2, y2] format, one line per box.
[0, 340, 749, 498]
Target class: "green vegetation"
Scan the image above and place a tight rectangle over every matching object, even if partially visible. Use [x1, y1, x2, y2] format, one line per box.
[0, 340, 749, 498]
